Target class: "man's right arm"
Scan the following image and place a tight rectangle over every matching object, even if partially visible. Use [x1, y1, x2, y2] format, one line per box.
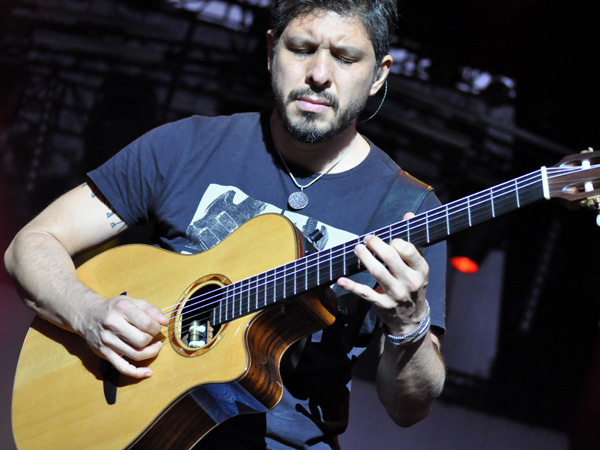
[4, 182, 168, 378]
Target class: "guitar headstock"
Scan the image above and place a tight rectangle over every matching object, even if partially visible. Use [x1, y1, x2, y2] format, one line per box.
[548, 148, 600, 223]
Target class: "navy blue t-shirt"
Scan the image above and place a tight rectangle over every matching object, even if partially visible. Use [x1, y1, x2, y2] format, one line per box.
[88, 111, 446, 449]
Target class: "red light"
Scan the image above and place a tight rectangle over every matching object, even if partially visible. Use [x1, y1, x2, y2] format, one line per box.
[450, 256, 479, 274]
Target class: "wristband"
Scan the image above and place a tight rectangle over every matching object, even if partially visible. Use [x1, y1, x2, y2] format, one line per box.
[385, 300, 431, 346]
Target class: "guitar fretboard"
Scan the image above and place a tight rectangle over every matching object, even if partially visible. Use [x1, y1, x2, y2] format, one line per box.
[211, 168, 547, 326]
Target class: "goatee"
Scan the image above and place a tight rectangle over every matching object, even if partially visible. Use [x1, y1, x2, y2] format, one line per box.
[273, 85, 367, 145]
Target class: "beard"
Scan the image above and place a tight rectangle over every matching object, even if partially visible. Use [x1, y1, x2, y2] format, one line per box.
[272, 81, 369, 145]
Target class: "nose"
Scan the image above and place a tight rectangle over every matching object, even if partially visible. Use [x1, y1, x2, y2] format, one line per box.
[306, 51, 332, 90]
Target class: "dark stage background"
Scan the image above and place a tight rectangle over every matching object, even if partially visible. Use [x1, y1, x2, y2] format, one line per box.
[1, 1, 599, 449]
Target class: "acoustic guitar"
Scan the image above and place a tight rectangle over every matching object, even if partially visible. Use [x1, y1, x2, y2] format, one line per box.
[11, 150, 600, 449]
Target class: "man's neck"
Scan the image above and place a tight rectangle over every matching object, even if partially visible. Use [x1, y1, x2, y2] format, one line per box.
[270, 110, 370, 174]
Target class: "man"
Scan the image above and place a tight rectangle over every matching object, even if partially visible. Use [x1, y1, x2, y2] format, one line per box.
[5, 0, 446, 448]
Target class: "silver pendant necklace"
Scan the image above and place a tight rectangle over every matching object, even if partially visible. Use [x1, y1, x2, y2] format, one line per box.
[275, 134, 358, 210]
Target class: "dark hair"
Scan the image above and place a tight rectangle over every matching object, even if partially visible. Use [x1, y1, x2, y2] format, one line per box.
[270, 0, 398, 65]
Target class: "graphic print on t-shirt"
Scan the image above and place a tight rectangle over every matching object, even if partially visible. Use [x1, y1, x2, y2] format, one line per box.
[184, 184, 356, 254]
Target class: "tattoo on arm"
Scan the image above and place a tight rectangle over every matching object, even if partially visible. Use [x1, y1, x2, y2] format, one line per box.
[107, 212, 126, 231]
[83, 182, 126, 232]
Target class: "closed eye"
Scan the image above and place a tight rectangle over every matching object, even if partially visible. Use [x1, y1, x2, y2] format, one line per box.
[292, 49, 313, 56]
[288, 43, 317, 56]
[334, 55, 355, 66]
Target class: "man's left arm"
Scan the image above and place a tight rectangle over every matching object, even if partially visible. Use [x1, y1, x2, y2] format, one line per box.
[337, 214, 446, 427]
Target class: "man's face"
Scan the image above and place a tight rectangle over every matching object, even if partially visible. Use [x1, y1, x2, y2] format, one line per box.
[269, 10, 382, 144]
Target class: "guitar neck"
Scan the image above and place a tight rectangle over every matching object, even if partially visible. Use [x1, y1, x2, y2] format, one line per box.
[211, 168, 548, 326]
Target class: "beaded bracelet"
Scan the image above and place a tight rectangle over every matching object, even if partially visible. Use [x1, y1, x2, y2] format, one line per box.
[385, 300, 431, 346]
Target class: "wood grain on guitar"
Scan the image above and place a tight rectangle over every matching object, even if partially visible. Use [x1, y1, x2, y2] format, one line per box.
[11, 150, 600, 449]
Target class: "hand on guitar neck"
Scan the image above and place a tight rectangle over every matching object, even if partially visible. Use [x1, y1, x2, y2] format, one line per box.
[338, 212, 430, 337]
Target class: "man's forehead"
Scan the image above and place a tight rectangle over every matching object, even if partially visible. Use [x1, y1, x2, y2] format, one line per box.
[282, 9, 373, 48]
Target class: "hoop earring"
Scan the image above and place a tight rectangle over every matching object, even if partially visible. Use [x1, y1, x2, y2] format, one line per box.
[360, 80, 387, 123]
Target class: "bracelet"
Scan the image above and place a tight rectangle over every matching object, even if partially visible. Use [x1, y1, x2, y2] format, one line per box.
[385, 300, 431, 346]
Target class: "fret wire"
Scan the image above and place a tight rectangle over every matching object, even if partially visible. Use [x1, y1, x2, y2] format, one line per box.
[232, 282, 236, 319]
[243, 280, 247, 315]
[233, 282, 238, 318]
[265, 272, 270, 305]
[234, 281, 238, 317]
[283, 265, 287, 300]
[243, 279, 248, 314]
[271, 267, 276, 304]
[293, 259, 297, 295]
[236, 282, 240, 317]
[467, 195, 472, 227]
[255, 274, 259, 310]
[264, 271, 268, 306]
[316, 252, 320, 286]
[271, 270, 275, 303]
[305, 260, 311, 289]
[246, 278, 250, 313]
[237, 281, 242, 316]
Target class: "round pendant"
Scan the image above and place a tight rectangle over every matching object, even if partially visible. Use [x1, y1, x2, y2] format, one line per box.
[288, 191, 309, 210]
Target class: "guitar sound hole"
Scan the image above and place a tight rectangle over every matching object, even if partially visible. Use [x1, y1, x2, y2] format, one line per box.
[179, 282, 223, 351]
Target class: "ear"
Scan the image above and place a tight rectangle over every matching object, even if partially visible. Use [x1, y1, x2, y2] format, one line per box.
[266, 29, 275, 74]
[370, 54, 393, 96]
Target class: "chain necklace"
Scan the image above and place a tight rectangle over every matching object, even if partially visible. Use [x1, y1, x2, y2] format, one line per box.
[274, 133, 358, 210]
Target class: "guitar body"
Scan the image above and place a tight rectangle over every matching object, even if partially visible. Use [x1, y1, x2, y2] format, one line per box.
[12, 214, 336, 450]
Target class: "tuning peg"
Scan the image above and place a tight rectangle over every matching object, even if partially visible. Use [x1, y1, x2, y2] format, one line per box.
[589, 199, 600, 227]
[580, 196, 600, 226]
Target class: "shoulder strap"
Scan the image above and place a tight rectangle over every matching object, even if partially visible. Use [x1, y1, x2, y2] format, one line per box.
[365, 170, 433, 233]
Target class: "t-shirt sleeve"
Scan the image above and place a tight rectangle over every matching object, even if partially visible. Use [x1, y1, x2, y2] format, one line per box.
[87, 118, 191, 227]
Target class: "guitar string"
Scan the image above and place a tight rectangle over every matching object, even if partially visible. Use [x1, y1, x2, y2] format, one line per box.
[164, 171, 544, 329]
[167, 167, 596, 341]
[160, 165, 596, 332]
[163, 165, 590, 332]
[169, 164, 596, 333]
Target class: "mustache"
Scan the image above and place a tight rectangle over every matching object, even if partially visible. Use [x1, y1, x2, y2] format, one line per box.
[287, 88, 339, 110]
